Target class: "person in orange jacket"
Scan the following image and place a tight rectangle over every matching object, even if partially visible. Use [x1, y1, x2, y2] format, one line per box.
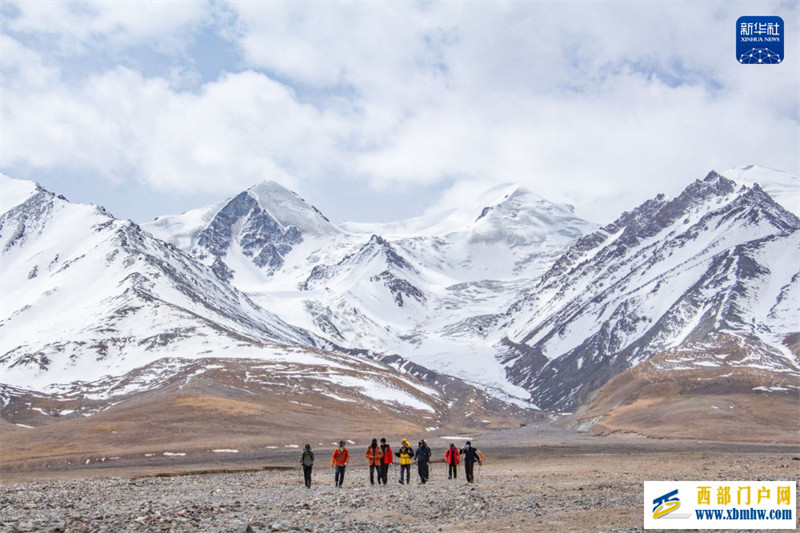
[445, 443, 460, 480]
[331, 441, 350, 488]
[378, 438, 393, 485]
[365, 438, 384, 485]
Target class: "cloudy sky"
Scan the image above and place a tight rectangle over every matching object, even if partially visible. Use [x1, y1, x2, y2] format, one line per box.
[1, 1, 797, 224]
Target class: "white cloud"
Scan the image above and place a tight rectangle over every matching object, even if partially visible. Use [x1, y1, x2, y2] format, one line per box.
[223, 1, 798, 220]
[4, 0, 211, 54]
[2, 44, 348, 195]
[1, 1, 797, 223]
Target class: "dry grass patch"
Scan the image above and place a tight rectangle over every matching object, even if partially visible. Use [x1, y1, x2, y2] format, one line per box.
[90, 423, 121, 433]
[173, 396, 266, 416]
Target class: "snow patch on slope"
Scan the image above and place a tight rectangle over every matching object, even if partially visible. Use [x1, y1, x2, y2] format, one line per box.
[1, 174, 39, 213]
[720, 165, 799, 217]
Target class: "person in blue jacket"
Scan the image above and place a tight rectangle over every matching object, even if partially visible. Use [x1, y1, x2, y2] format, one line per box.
[414, 439, 432, 484]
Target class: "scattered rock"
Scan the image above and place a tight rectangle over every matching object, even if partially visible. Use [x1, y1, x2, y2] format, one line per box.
[0, 452, 790, 532]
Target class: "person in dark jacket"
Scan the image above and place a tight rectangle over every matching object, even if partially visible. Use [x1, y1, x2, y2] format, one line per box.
[300, 444, 314, 488]
[395, 438, 414, 484]
[365, 438, 383, 485]
[378, 438, 393, 485]
[414, 439, 432, 484]
[445, 443, 460, 480]
[460, 441, 483, 483]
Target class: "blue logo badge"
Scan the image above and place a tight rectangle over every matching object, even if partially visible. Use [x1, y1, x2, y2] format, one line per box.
[737, 16, 784, 64]
[652, 489, 681, 519]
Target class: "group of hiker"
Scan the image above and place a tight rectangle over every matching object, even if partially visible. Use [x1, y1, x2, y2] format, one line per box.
[299, 439, 483, 488]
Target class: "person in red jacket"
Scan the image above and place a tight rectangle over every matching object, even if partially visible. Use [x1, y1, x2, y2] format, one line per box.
[365, 438, 383, 485]
[445, 442, 460, 480]
[331, 441, 350, 488]
[378, 438, 393, 485]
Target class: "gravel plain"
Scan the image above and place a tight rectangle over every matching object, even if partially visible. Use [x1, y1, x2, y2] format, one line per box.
[2, 438, 798, 533]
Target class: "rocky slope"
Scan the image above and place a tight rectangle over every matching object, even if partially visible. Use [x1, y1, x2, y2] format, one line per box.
[0, 348, 542, 472]
[2, 166, 797, 444]
[500, 171, 800, 411]
[0, 176, 319, 390]
[145, 182, 596, 401]
[566, 334, 800, 442]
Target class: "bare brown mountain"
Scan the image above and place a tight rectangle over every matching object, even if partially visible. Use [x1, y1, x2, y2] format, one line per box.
[0, 350, 541, 474]
[567, 334, 800, 443]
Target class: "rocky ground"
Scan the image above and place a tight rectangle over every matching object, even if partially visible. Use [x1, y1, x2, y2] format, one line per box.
[2, 431, 798, 532]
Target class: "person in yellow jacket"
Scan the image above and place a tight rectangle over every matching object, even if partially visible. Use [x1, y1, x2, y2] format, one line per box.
[394, 438, 414, 485]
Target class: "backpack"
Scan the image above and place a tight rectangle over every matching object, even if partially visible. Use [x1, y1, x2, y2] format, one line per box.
[302, 450, 314, 466]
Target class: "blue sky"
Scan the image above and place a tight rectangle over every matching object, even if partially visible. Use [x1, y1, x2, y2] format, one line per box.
[1, 1, 797, 224]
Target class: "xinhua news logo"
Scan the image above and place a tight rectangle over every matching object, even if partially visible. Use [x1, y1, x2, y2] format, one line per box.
[737, 16, 783, 64]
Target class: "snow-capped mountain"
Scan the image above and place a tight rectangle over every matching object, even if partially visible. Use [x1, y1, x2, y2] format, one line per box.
[145, 181, 595, 401]
[720, 164, 799, 217]
[499, 171, 800, 411]
[297, 233, 429, 348]
[146, 181, 341, 284]
[343, 183, 596, 280]
[0, 173, 539, 446]
[0, 176, 318, 390]
[3, 166, 796, 421]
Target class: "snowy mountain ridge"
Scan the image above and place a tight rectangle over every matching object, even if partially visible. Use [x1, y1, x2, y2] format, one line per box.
[498, 171, 799, 410]
[2, 166, 797, 417]
[721, 164, 799, 217]
[140, 179, 599, 401]
[0, 176, 320, 390]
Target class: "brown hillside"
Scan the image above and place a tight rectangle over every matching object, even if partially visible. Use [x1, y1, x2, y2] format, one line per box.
[567, 335, 800, 443]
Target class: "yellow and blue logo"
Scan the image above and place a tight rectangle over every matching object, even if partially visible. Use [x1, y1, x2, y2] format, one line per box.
[653, 489, 680, 519]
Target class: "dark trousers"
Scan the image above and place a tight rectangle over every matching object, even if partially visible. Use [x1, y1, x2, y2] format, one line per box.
[379, 463, 389, 484]
[418, 462, 429, 483]
[303, 465, 312, 487]
[465, 461, 475, 483]
[369, 464, 379, 484]
[448, 462, 457, 479]
[400, 464, 410, 484]
[335, 465, 346, 487]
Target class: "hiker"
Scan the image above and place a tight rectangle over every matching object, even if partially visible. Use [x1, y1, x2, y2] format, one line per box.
[331, 441, 349, 488]
[414, 439, 431, 484]
[378, 438, 393, 485]
[460, 441, 483, 483]
[300, 444, 314, 488]
[395, 438, 414, 484]
[445, 443, 460, 480]
[365, 438, 383, 485]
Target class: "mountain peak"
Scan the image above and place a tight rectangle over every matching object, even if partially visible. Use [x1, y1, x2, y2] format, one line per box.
[362, 234, 417, 273]
[478, 182, 527, 203]
[247, 180, 297, 200]
[691, 170, 737, 196]
[1, 174, 43, 214]
[243, 180, 335, 234]
[718, 165, 800, 217]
